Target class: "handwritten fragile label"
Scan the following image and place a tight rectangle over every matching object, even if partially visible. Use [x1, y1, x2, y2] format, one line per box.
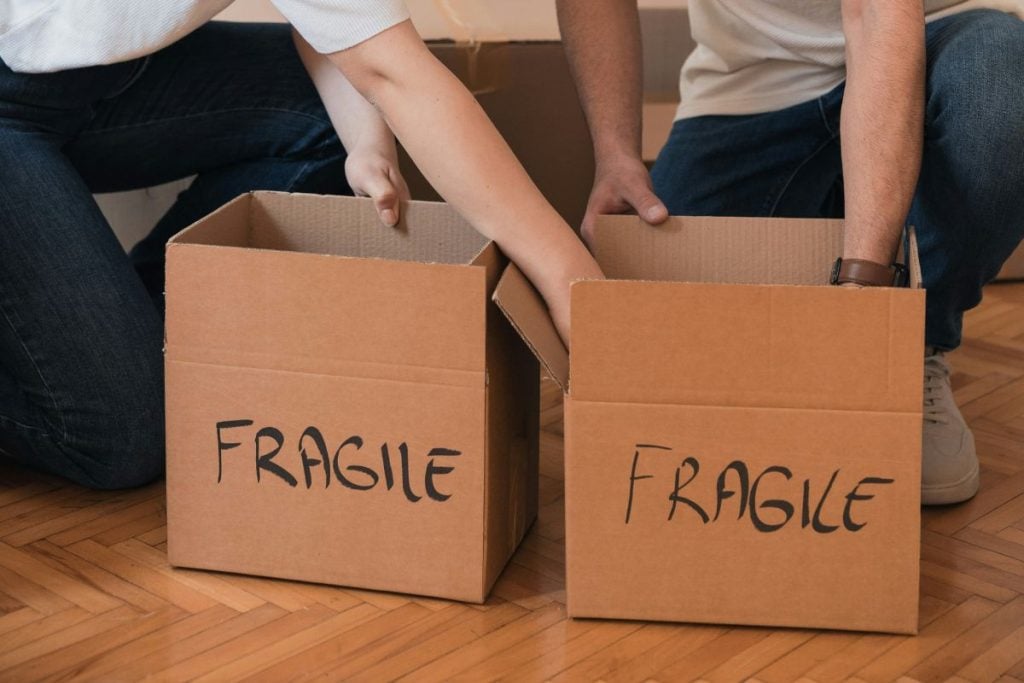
[215, 420, 461, 502]
[625, 443, 894, 532]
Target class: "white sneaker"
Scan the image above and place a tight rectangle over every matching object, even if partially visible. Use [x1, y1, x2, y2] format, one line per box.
[921, 347, 980, 505]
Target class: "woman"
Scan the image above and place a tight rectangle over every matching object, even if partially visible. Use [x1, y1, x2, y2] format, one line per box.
[0, 1, 602, 489]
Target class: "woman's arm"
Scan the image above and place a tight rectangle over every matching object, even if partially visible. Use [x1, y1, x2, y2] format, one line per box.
[293, 30, 409, 226]
[326, 20, 604, 345]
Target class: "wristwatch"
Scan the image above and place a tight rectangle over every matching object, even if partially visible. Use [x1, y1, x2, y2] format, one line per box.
[830, 258, 909, 287]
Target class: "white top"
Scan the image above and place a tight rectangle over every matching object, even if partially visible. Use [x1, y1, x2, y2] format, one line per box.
[678, 0, 1024, 119]
[0, 0, 410, 73]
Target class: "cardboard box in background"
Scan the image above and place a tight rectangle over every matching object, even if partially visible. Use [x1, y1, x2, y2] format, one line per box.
[398, 42, 594, 230]
[218, 0, 595, 230]
[495, 216, 924, 634]
[164, 192, 539, 602]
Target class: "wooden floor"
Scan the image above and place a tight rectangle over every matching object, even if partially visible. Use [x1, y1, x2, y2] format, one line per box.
[1, 283, 1023, 682]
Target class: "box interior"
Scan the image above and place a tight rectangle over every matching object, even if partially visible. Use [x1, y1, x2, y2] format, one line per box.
[172, 192, 490, 267]
[593, 215, 846, 285]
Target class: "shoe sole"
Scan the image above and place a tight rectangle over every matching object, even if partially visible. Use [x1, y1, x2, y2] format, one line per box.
[921, 463, 980, 506]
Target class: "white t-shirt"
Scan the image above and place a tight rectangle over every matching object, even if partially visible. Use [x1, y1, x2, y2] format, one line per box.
[0, 0, 410, 74]
[678, 0, 1024, 119]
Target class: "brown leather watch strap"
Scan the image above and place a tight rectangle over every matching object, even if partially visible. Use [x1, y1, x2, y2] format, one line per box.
[831, 258, 907, 287]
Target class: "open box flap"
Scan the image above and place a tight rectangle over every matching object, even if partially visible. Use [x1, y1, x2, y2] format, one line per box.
[492, 263, 568, 392]
[593, 215, 922, 288]
[492, 215, 922, 397]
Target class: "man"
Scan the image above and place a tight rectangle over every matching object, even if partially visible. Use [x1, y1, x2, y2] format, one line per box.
[557, 0, 1024, 504]
[0, 1, 601, 489]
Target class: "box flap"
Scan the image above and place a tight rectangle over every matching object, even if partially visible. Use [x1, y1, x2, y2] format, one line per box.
[255, 192, 488, 265]
[492, 264, 568, 391]
[592, 215, 847, 285]
[166, 193, 490, 377]
[168, 193, 251, 247]
[594, 215, 923, 288]
[570, 279, 924, 412]
[169, 192, 489, 266]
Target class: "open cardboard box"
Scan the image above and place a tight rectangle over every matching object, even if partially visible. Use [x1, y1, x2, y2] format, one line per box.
[164, 192, 539, 602]
[495, 215, 926, 634]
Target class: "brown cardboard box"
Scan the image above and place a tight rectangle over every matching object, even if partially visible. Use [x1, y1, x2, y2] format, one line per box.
[495, 215, 925, 634]
[400, 41, 594, 229]
[164, 191, 539, 602]
[998, 244, 1024, 280]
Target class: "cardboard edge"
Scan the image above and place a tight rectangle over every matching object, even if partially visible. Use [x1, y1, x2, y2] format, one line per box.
[906, 226, 923, 290]
[491, 263, 568, 392]
[166, 192, 253, 246]
[562, 608, 919, 636]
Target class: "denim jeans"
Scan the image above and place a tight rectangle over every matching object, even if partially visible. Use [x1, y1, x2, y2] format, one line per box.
[653, 9, 1024, 351]
[0, 22, 350, 489]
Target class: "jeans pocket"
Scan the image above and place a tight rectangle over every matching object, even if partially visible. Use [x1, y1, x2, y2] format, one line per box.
[104, 56, 150, 100]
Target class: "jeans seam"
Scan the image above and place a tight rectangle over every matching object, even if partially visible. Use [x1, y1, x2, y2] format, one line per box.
[817, 97, 836, 137]
[0, 412, 49, 435]
[764, 134, 841, 216]
[103, 56, 151, 101]
[0, 297, 67, 441]
[78, 106, 329, 137]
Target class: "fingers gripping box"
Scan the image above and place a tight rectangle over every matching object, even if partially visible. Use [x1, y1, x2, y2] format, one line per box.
[164, 192, 539, 602]
[495, 216, 925, 633]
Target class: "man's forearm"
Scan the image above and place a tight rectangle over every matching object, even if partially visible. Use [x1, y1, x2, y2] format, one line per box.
[556, 0, 644, 165]
[840, 0, 925, 264]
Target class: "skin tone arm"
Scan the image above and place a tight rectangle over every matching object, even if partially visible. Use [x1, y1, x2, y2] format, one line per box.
[294, 31, 409, 227]
[326, 20, 604, 344]
[840, 0, 926, 265]
[555, 0, 668, 245]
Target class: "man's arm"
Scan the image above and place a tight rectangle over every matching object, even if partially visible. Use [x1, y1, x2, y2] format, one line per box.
[840, 0, 925, 265]
[556, 0, 668, 244]
[294, 30, 409, 227]
[328, 20, 604, 344]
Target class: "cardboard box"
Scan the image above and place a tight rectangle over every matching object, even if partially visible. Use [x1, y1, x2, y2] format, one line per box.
[164, 192, 539, 602]
[398, 44, 594, 230]
[998, 244, 1024, 280]
[495, 215, 925, 634]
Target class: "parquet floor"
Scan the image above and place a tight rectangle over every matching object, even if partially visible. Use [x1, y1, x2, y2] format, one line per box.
[1, 283, 1023, 682]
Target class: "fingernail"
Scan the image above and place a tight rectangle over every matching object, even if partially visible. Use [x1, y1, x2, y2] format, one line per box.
[382, 210, 396, 225]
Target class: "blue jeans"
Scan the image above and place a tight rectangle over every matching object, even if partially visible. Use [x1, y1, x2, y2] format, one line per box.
[0, 22, 350, 489]
[653, 9, 1024, 351]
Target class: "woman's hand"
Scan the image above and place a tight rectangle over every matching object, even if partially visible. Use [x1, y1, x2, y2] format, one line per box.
[345, 148, 411, 227]
[293, 28, 410, 226]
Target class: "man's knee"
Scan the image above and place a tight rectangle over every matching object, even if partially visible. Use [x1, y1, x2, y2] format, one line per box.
[927, 12, 1024, 170]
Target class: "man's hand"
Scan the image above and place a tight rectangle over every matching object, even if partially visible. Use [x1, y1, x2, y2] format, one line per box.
[345, 149, 410, 227]
[582, 156, 668, 246]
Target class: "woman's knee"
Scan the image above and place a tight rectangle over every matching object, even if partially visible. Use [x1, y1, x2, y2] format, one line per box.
[58, 366, 166, 490]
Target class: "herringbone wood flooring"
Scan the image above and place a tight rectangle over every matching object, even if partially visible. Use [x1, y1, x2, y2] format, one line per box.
[1, 283, 1023, 682]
